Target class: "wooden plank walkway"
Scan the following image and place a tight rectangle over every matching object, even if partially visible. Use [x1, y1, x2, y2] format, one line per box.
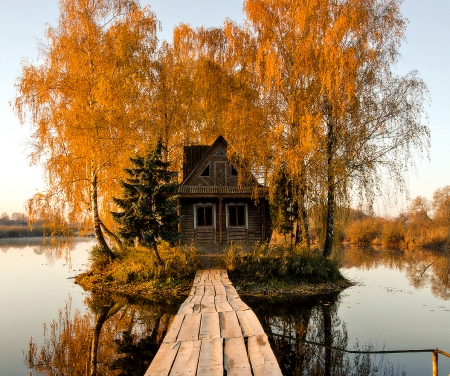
[145, 269, 282, 376]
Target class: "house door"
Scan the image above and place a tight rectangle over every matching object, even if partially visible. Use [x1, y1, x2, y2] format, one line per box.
[215, 162, 226, 186]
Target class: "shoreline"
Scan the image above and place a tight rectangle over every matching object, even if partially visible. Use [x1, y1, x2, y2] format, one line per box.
[74, 269, 353, 301]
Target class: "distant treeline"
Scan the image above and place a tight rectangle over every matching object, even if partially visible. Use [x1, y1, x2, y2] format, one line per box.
[0, 225, 45, 238]
[0, 212, 29, 226]
[344, 186, 450, 249]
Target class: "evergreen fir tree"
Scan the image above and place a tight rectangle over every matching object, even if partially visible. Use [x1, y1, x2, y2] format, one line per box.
[111, 140, 181, 264]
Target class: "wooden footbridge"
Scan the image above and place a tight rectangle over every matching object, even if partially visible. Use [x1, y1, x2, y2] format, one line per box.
[145, 269, 282, 376]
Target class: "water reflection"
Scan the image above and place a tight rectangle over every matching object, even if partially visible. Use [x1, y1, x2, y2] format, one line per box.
[249, 295, 406, 376]
[0, 237, 87, 268]
[341, 245, 450, 300]
[25, 294, 182, 376]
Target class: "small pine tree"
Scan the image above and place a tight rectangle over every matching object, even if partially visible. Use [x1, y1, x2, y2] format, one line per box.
[111, 140, 181, 264]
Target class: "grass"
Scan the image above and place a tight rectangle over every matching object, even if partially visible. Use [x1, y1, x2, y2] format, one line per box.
[76, 240, 350, 299]
[222, 242, 350, 297]
[76, 242, 201, 298]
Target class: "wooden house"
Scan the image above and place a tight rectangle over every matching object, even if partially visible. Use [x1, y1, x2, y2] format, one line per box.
[178, 136, 271, 244]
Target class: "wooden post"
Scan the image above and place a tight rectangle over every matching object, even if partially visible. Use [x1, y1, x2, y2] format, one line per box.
[177, 198, 181, 247]
[432, 350, 438, 376]
[261, 197, 266, 242]
[219, 196, 223, 244]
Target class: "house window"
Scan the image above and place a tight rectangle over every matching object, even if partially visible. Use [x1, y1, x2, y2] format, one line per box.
[230, 164, 238, 176]
[200, 163, 210, 177]
[227, 203, 247, 227]
[194, 204, 215, 228]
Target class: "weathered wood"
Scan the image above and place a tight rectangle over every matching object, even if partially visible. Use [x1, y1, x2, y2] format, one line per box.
[215, 296, 234, 312]
[200, 294, 216, 313]
[223, 337, 252, 376]
[228, 297, 249, 311]
[219, 311, 242, 339]
[170, 340, 201, 375]
[248, 334, 283, 376]
[147, 269, 281, 376]
[177, 313, 201, 342]
[242, 309, 266, 336]
[197, 338, 223, 376]
[204, 283, 215, 296]
[163, 315, 185, 343]
[178, 296, 194, 315]
[236, 310, 255, 337]
[144, 341, 180, 376]
[199, 312, 221, 340]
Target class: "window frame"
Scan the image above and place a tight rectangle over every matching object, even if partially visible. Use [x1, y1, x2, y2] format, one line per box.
[193, 203, 216, 229]
[226, 202, 248, 229]
[199, 162, 210, 177]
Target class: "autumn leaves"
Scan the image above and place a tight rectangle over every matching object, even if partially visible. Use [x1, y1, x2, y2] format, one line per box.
[14, 0, 429, 258]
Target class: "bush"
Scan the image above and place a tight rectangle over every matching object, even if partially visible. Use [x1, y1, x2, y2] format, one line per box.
[89, 241, 201, 284]
[381, 220, 405, 248]
[223, 242, 342, 284]
[345, 218, 383, 244]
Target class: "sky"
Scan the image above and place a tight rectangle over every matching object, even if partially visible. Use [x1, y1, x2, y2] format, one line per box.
[0, 0, 449, 217]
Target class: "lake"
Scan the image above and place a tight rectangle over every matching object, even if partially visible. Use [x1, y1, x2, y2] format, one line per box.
[0, 238, 448, 375]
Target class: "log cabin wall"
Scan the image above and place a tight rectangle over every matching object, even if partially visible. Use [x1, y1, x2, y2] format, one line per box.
[178, 136, 271, 244]
[179, 197, 270, 244]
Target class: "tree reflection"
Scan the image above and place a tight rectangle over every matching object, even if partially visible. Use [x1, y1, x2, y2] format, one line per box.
[250, 295, 406, 376]
[341, 245, 450, 300]
[0, 237, 83, 268]
[25, 294, 179, 376]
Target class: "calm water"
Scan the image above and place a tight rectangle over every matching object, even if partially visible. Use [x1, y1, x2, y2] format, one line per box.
[0, 239, 449, 375]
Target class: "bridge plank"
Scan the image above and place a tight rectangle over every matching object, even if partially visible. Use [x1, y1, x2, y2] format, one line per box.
[163, 315, 185, 343]
[177, 313, 201, 341]
[147, 269, 281, 376]
[169, 340, 201, 375]
[200, 294, 216, 313]
[236, 310, 255, 337]
[197, 338, 223, 376]
[215, 296, 234, 312]
[224, 337, 252, 376]
[219, 310, 242, 339]
[242, 309, 265, 335]
[144, 341, 180, 376]
[248, 334, 283, 376]
[228, 297, 249, 311]
[199, 312, 221, 340]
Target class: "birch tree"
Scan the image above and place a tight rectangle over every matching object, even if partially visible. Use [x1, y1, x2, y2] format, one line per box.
[243, 0, 430, 256]
[14, 0, 159, 261]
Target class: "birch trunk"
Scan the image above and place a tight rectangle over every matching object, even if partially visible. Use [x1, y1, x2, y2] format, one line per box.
[91, 172, 116, 262]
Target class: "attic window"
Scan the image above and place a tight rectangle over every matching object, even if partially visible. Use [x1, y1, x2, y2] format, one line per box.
[215, 148, 226, 156]
[200, 163, 210, 177]
[231, 164, 238, 176]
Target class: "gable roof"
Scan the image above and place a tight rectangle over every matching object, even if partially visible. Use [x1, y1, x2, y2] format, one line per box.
[180, 136, 228, 185]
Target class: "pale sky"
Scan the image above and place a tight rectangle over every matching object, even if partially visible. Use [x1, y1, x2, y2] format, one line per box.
[0, 0, 448, 217]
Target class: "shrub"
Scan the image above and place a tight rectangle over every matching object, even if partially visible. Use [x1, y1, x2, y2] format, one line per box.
[89, 241, 201, 284]
[345, 218, 383, 244]
[381, 220, 405, 248]
[223, 242, 342, 284]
